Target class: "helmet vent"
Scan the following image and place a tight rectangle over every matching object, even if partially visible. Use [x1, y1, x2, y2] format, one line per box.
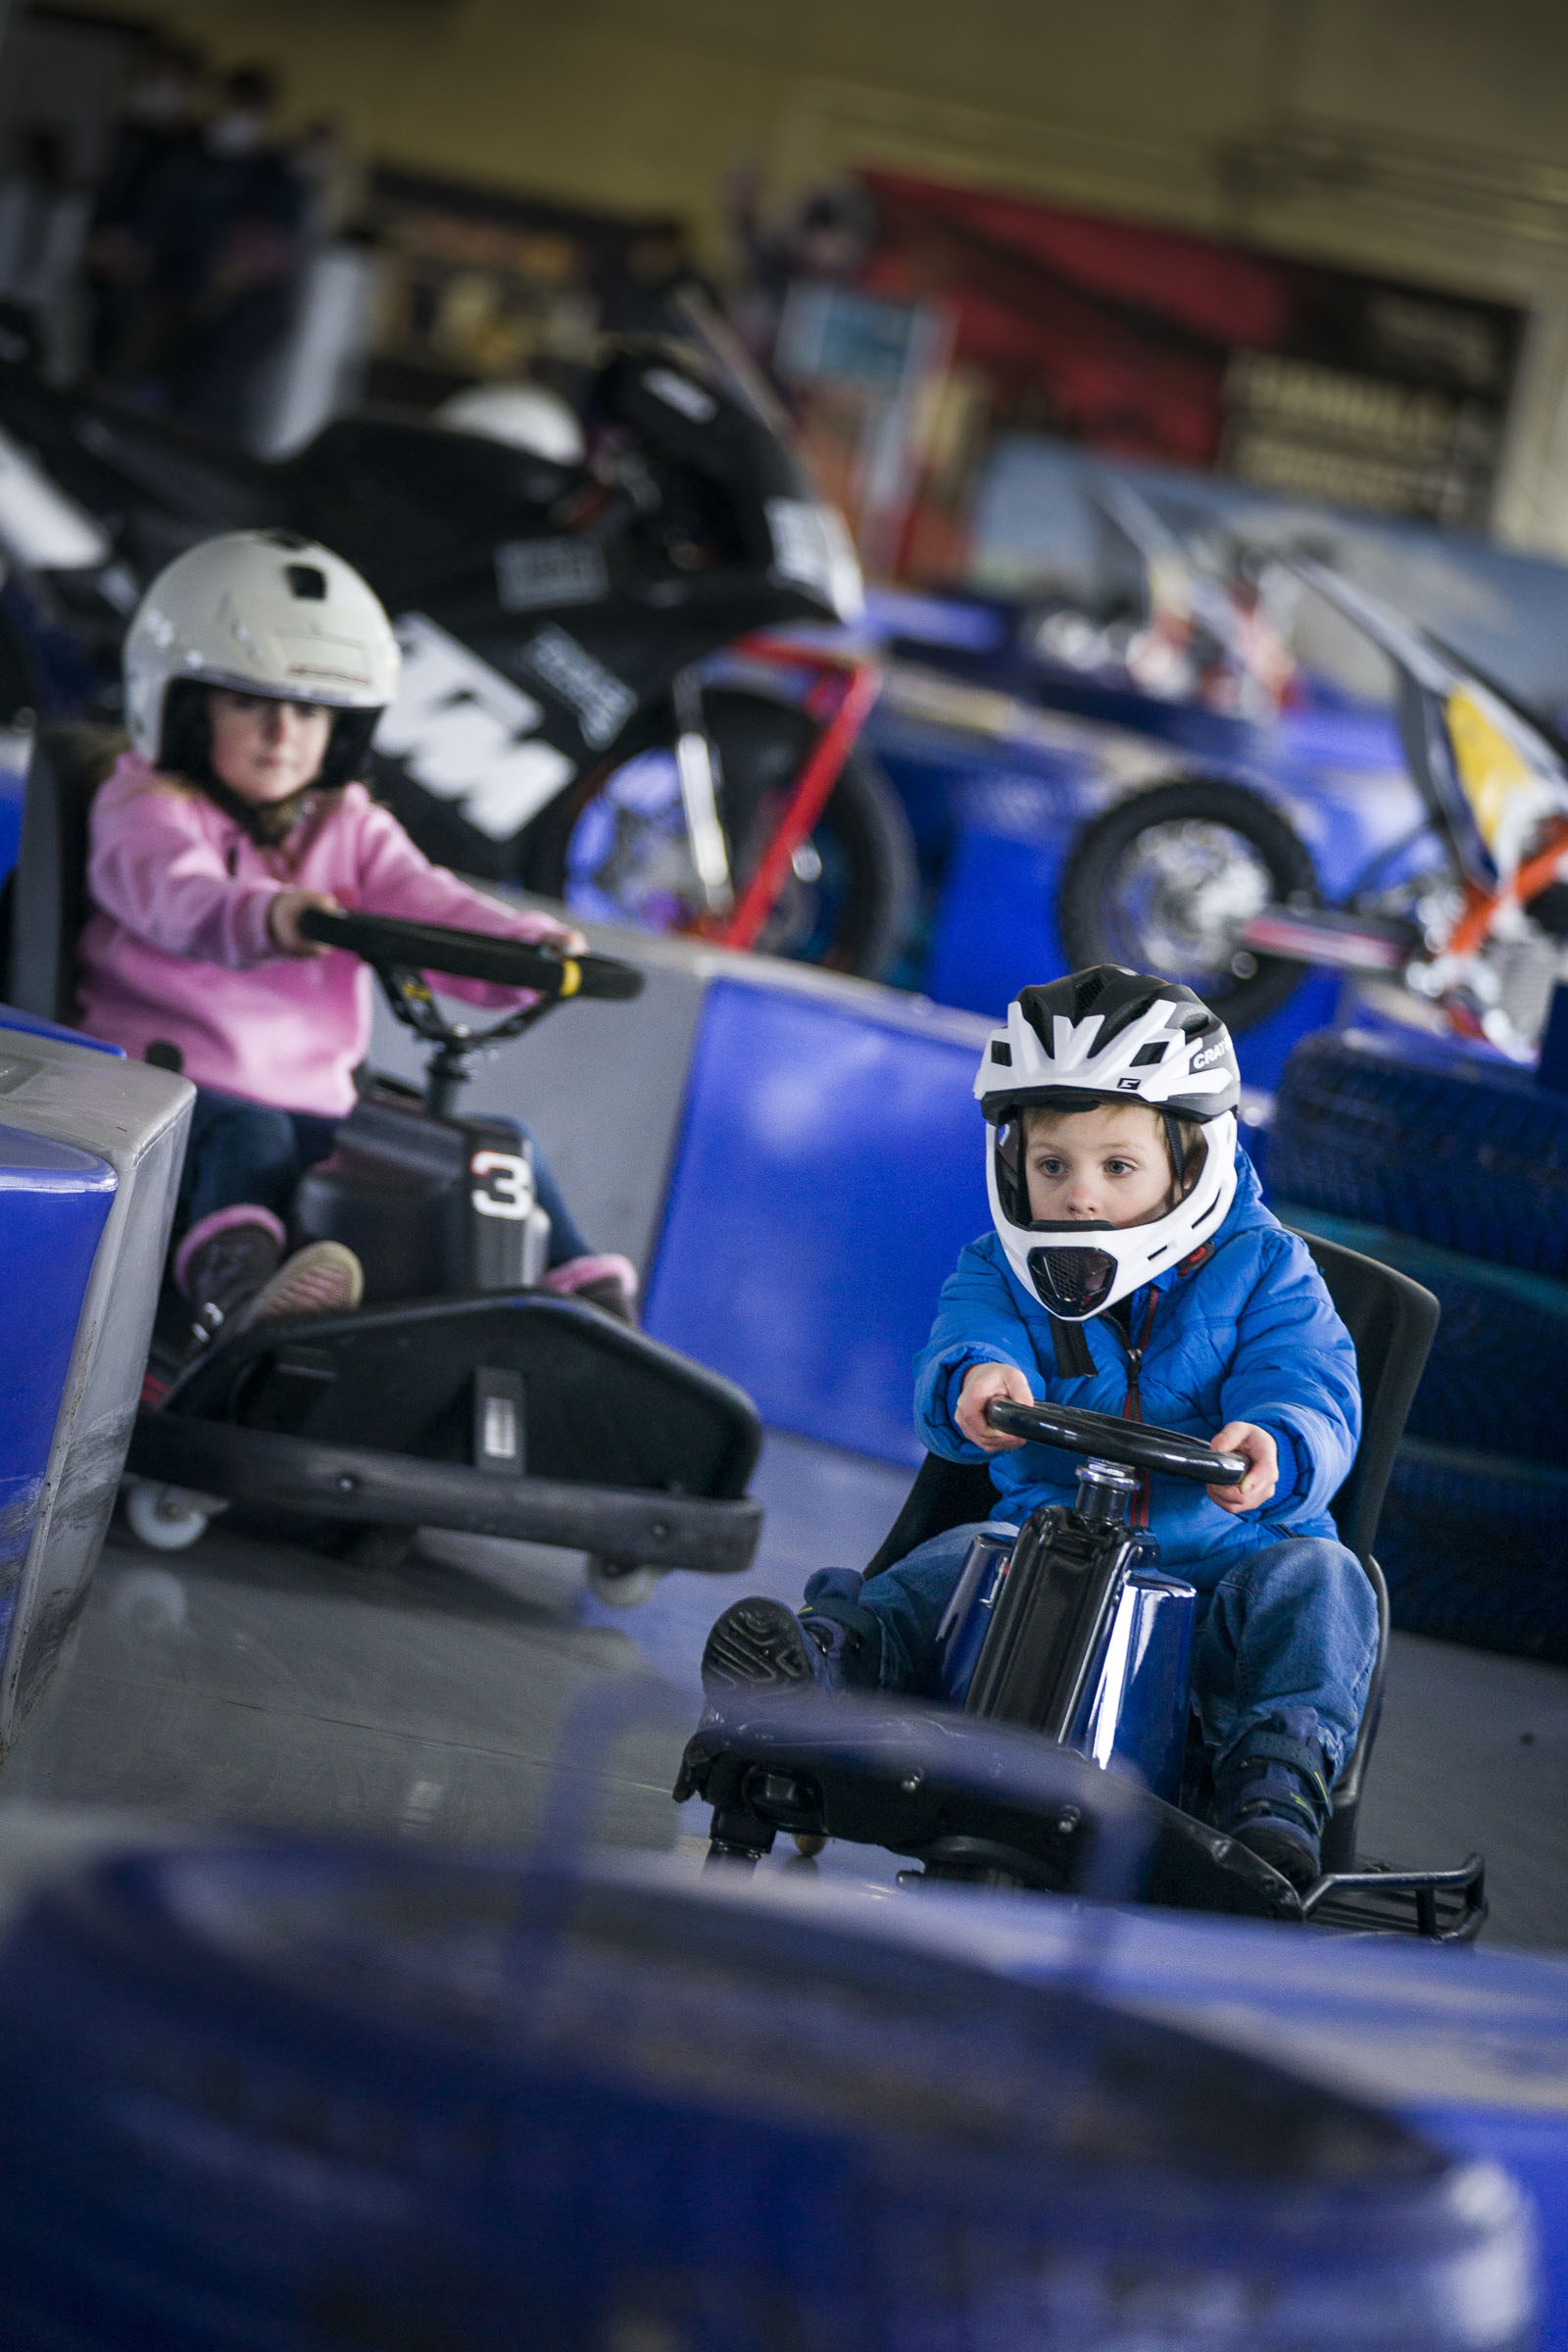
[286, 564, 327, 601]
[1131, 1043, 1166, 1066]
[1027, 1245, 1117, 1318]
[991, 1041, 1012, 1064]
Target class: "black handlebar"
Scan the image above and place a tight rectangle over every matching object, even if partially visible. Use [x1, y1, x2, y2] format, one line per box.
[986, 1398, 1248, 1487]
[297, 906, 644, 1002]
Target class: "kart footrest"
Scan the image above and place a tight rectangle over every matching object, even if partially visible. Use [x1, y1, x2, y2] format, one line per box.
[127, 1415, 761, 1575]
[1299, 1852, 1487, 1941]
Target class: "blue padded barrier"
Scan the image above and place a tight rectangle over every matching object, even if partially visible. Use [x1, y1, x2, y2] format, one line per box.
[645, 977, 992, 1465]
[1276, 1204, 1568, 1468]
[943, 1888, 1568, 2351]
[0, 1127, 116, 1653]
[0, 1005, 120, 1056]
[0, 1838, 1538, 2352]
[0, 1008, 190, 1740]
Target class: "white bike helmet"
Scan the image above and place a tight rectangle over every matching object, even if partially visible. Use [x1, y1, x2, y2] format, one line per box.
[123, 529, 402, 793]
[974, 964, 1241, 1321]
[436, 381, 587, 468]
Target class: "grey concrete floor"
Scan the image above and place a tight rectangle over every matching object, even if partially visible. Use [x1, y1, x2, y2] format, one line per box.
[3, 1428, 1563, 1952]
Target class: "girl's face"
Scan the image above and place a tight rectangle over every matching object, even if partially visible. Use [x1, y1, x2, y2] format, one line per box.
[1022, 1102, 1175, 1228]
[208, 688, 331, 804]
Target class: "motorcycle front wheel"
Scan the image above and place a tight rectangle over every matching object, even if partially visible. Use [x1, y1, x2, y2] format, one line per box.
[1056, 776, 1318, 1033]
[521, 687, 918, 981]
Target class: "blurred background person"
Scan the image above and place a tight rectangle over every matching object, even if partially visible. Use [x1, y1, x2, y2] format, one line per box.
[135, 62, 305, 440]
[81, 35, 205, 386]
[0, 123, 91, 379]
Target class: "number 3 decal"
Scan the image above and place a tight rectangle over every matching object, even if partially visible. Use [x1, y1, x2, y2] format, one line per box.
[470, 1150, 534, 1219]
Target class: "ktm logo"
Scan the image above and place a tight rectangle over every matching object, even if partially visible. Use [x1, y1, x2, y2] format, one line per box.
[375, 613, 574, 840]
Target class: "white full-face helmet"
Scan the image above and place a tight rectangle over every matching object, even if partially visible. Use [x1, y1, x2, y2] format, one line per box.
[974, 964, 1241, 1322]
[123, 529, 402, 793]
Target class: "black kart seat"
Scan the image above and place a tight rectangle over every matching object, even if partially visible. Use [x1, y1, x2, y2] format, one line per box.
[130, 1292, 764, 1578]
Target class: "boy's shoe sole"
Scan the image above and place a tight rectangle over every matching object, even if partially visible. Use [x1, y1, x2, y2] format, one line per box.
[701, 1597, 819, 1697]
[241, 1241, 365, 1329]
[1231, 1819, 1321, 1890]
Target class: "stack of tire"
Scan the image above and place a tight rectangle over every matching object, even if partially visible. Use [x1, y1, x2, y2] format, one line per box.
[1270, 1024, 1568, 1664]
[0, 1839, 1534, 2351]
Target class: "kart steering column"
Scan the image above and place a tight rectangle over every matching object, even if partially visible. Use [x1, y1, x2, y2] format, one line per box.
[1074, 1459, 1141, 1524]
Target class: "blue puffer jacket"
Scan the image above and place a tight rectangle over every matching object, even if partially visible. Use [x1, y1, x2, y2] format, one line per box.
[913, 1151, 1360, 1589]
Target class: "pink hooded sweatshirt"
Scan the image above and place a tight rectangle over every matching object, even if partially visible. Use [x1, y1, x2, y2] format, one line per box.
[76, 753, 572, 1116]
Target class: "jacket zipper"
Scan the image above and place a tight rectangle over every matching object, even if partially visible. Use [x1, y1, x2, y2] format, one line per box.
[1119, 1289, 1159, 1528]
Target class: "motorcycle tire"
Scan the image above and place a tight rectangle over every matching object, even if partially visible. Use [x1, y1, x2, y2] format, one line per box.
[1270, 1028, 1568, 1277]
[1380, 1437, 1568, 1664]
[521, 687, 919, 981]
[1056, 776, 1317, 1032]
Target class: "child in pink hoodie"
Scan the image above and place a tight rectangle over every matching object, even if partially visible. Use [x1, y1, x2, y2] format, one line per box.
[76, 528, 635, 1348]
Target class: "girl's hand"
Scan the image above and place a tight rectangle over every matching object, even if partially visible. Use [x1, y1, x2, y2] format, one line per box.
[956, 1361, 1035, 1450]
[512, 910, 588, 956]
[269, 889, 341, 956]
[1207, 1421, 1278, 1513]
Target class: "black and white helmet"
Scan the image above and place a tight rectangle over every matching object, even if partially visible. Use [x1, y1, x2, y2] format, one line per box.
[973, 965, 1241, 1321]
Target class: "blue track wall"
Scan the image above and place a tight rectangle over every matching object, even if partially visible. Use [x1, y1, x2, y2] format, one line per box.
[644, 978, 991, 1465]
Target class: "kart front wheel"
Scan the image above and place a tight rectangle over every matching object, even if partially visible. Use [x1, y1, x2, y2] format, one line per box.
[1057, 777, 1317, 1033]
[585, 1557, 662, 1608]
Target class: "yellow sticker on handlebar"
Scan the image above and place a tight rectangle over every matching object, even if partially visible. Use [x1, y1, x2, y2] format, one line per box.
[558, 958, 581, 998]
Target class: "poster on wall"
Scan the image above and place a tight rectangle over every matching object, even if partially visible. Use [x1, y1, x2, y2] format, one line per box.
[365, 167, 692, 403]
[774, 169, 1527, 581]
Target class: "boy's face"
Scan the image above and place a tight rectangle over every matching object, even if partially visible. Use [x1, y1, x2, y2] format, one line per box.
[1022, 1102, 1174, 1228]
[208, 688, 331, 805]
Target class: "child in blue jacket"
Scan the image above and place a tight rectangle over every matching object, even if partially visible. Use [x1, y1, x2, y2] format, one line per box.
[701, 965, 1377, 1887]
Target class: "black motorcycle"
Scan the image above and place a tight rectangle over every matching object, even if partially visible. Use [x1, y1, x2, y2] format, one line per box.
[0, 300, 915, 978]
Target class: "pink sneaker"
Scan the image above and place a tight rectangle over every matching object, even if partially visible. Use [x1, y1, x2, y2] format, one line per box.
[243, 1240, 365, 1327]
[541, 1251, 638, 1324]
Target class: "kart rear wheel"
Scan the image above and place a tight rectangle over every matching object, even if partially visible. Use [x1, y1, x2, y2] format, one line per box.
[1057, 777, 1317, 1032]
[121, 1478, 218, 1552]
[522, 688, 918, 980]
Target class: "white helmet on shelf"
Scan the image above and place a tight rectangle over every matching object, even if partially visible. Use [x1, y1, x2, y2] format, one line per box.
[973, 964, 1242, 1321]
[436, 381, 587, 467]
[123, 528, 402, 789]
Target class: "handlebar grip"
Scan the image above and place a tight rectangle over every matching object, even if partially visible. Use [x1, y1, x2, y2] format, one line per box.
[984, 1397, 1249, 1487]
[568, 953, 645, 1002]
[295, 906, 644, 1001]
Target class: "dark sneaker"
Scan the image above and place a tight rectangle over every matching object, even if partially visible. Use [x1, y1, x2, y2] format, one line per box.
[175, 1210, 285, 1351]
[244, 1241, 364, 1326]
[1215, 1735, 1331, 1891]
[701, 1596, 844, 1700]
[1231, 1816, 1322, 1889]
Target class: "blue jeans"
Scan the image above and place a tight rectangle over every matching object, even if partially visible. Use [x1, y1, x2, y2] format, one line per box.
[826, 1522, 1378, 1781]
[175, 1085, 591, 1269]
